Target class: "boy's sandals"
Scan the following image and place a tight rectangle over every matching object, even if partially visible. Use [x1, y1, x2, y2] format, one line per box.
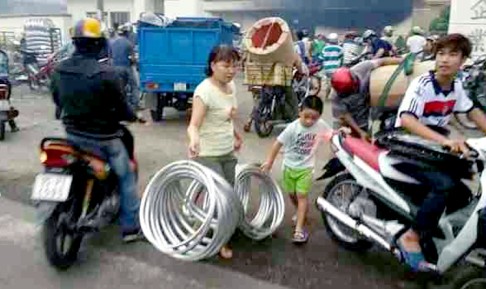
[292, 230, 309, 244]
[219, 246, 233, 259]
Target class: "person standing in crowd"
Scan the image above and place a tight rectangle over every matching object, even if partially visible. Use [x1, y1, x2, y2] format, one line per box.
[342, 31, 362, 66]
[422, 35, 438, 61]
[187, 45, 242, 259]
[321, 33, 344, 98]
[312, 34, 326, 63]
[407, 26, 427, 58]
[110, 24, 140, 112]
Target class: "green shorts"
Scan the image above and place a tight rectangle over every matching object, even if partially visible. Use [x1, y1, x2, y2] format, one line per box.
[282, 166, 313, 195]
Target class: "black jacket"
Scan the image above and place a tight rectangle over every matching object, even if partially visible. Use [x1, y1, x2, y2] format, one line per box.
[51, 53, 136, 138]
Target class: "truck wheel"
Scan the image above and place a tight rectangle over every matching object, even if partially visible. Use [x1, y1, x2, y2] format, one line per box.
[150, 95, 164, 122]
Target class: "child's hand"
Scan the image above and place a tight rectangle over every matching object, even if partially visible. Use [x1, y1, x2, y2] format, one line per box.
[260, 161, 273, 173]
[338, 127, 352, 134]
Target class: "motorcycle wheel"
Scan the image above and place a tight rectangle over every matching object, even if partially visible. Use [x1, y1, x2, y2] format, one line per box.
[321, 173, 373, 251]
[29, 77, 40, 91]
[253, 100, 274, 138]
[0, 121, 5, 141]
[447, 265, 486, 289]
[43, 205, 83, 270]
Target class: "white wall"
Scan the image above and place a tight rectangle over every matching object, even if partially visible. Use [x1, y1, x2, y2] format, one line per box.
[67, 0, 96, 24]
[164, 0, 207, 18]
[449, 0, 486, 57]
[0, 14, 72, 43]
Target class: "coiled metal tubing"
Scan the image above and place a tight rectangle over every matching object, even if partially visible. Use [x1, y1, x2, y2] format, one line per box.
[140, 160, 284, 261]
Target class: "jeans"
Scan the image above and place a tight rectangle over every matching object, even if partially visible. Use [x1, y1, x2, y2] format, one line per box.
[412, 171, 471, 235]
[118, 66, 140, 111]
[66, 133, 140, 232]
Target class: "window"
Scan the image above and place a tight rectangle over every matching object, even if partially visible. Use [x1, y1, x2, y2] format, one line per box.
[110, 12, 131, 27]
[86, 11, 108, 20]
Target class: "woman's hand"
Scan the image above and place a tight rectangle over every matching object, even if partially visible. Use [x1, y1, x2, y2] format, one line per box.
[234, 137, 243, 151]
[188, 138, 200, 159]
[260, 161, 273, 173]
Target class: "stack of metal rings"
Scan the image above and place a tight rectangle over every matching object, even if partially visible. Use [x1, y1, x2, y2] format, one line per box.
[140, 160, 284, 261]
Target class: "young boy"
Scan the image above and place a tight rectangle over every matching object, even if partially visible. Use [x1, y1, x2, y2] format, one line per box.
[395, 33, 486, 271]
[261, 96, 331, 243]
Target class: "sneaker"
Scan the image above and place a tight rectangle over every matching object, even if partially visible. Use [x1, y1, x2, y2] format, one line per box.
[122, 229, 146, 243]
[292, 230, 309, 244]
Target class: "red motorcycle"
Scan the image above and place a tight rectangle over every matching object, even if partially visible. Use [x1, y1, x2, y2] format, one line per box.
[21, 50, 55, 91]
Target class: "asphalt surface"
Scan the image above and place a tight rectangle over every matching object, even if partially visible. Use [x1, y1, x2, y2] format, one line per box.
[0, 81, 476, 289]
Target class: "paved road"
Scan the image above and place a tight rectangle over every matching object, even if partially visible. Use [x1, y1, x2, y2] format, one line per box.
[1, 82, 471, 289]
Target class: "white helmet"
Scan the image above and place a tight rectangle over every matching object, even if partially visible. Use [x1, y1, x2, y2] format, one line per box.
[412, 26, 423, 35]
[362, 29, 376, 41]
[383, 26, 394, 37]
[327, 33, 339, 44]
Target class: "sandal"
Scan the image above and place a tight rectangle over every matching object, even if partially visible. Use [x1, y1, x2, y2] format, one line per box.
[396, 240, 434, 272]
[292, 230, 309, 244]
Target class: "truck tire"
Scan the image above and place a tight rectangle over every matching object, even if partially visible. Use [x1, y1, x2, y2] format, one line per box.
[150, 94, 164, 122]
[0, 121, 5, 141]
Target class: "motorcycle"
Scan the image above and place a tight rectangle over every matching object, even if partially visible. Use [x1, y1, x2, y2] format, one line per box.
[31, 126, 137, 270]
[316, 130, 486, 288]
[0, 49, 19, 141]
[454, 55, 486, 130]
[20, 49, 53, 91]
[245, 62, 321, 137]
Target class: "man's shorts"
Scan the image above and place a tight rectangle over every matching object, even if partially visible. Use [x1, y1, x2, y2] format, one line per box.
[282, 166, 313, 195]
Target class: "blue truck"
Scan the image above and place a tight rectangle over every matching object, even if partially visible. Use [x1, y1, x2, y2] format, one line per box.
[138, 17, 240, 121]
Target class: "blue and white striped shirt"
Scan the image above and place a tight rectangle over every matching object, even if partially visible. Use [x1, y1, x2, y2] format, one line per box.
[321, 44, 343, 75]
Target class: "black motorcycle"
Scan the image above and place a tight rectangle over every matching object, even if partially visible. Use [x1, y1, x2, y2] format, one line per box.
[31, 126, 137, 270]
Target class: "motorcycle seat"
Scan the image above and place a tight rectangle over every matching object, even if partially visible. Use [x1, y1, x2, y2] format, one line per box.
[342, 136, 387, 171]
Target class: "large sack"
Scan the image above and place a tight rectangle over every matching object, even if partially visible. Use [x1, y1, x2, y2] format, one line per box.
[370, 60, 436, 108]
[244, 17, 295, 66]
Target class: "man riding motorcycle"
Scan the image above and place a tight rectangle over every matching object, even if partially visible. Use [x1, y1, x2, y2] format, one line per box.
[50, 18, 143, 242]
[395, 33, 486, 271]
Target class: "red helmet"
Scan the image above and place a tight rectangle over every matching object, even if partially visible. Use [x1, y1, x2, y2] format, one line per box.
[331, 68, 358, 95]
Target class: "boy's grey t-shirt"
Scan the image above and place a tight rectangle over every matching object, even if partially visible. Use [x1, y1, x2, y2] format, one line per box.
[331, 60, 378, 128]
[277, 119, 331, 169]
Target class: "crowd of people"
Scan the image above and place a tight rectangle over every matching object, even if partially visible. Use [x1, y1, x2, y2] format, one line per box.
[49, 16, 486, 274]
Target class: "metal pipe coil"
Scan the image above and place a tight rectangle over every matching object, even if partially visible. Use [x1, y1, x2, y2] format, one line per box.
[140, 160, 284, 261]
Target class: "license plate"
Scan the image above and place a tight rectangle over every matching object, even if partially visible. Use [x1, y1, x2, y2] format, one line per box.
[31, 174, 73, 202]
[174, 82, 187, 91]
[0, 100, 9, 111]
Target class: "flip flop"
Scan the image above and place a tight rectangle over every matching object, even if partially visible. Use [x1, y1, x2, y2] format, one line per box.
[292, 230, 309, 244]
[396, 240, 433, 273]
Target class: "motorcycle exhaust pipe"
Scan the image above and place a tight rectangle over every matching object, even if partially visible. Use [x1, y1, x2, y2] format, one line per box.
[317, 197, 439, 272]
[316, 196, 395, 253]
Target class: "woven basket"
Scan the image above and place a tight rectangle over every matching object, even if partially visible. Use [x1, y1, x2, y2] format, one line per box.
[243, 61, 292, 87]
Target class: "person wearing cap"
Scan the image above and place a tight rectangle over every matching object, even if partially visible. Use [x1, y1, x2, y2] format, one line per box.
[381, 26, 396, 46]
[407, 26, 427, 58]
[50, 18, 144, 242]
[362, 29, 394, 59]
[321, 33, 343, 98]
[330, 57, 402, 139]
[422, 35, 438, 61]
